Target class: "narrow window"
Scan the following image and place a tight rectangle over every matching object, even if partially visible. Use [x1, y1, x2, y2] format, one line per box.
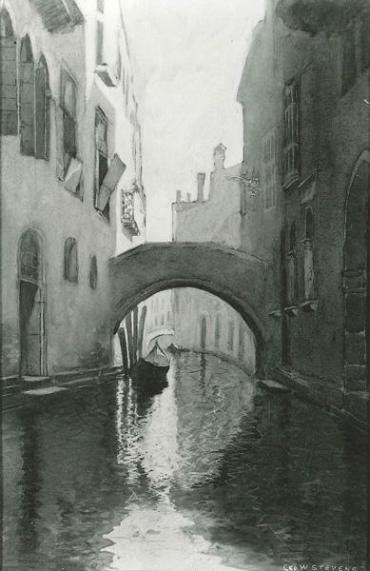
[287, 222, 298, 305]
[304, 208, 315, 300]
[89, 255, 98, 289]
[262, 129, 277, 209]
[59, 72, 77, 176]
[215, 315, 221, 349]
[0, 9, 17, 135]
[240, 184, 247, 216]
[228, 320, 235, 352]
[94, 108, 109, 218]
[64, 238, 78, 283]
[20, 36, 35, 155]
[238, 323, 245, 361]
[97, 0, 104, 13]
[342, 26, 356, 94]
[283, 80, 300, 186]
[35, 56, 50, 159]
[96, 20, 104, 65]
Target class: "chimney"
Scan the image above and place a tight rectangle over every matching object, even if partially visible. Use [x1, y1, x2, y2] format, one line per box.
[176, 190, 182, 203]
[213, 143, 226, 171]
[197, 172, 206, 202]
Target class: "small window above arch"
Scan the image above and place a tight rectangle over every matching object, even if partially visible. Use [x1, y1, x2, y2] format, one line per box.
[64, 238, 78, 283]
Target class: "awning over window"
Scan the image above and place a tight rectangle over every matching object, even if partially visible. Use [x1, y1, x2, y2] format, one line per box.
[96, 154, 126, 212]
[30, 0, 84, 33]
[64, 157, 82, 194]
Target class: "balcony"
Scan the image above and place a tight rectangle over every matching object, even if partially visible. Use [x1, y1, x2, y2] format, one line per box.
[30, 0, 84, 33]
[121, 191, 140, 236]
[276, 0, 367, 35]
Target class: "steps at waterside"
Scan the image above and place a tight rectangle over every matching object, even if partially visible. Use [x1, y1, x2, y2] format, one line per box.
[22, 376, 52, 390]
[23, 386, 68, 397]
[258, 379, 290, 393]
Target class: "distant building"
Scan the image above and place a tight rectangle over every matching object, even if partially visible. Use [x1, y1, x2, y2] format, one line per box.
[0, 0, 145, 381]
[172, 145, 256, 374]
[237, 0, 369, 419]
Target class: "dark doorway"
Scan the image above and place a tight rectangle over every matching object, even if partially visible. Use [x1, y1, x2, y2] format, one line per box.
[200, 317, 207, 350]
[19, 230, 45, 376]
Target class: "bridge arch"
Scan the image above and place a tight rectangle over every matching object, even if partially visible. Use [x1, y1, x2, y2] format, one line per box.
[110, 242, 268, 376]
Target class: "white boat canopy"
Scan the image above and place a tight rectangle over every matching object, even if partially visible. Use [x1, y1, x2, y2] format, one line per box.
[147, 328, 175, 342]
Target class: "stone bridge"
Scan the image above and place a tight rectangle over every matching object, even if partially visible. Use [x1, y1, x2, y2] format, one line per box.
[109, 242, 268, 376]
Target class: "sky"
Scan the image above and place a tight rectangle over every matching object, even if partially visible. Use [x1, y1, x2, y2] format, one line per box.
[122, 0, 266, 240]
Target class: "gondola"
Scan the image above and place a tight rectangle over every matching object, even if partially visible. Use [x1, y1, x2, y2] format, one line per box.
[132, 341, 170, 396]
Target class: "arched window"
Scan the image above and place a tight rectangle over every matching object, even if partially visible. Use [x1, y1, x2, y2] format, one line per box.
[20, 36, 35, 155]
[19, 230, 41, 284]
[89, 255, 98, 289]
[64, 238, 78, 282]
[35, 56, 50, 159]
[0, 8, 17, 135]
[304, 208, 315, 300]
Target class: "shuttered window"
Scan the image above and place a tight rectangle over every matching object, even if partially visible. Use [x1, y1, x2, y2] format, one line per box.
[20, 36, 35, 155]
[0, 9, 17, 135]
[57, 71, 77, 179]
[35, 57, 50, 159]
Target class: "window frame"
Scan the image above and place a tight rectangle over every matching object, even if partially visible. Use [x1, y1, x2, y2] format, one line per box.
[35, 55, 50, 160]
[60, 70, 78, 174]
[94, 107, 109, 219]
[283, 80, 300, 187]
[262, 128, 277, 210]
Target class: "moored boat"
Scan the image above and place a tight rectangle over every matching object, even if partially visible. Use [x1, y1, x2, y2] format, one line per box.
[133, 341, 170, 396]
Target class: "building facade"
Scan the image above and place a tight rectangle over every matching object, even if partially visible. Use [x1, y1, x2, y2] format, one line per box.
[172, 145, 257, 375]
[0, 0, 145, 381]
[237, 0, 369, 421]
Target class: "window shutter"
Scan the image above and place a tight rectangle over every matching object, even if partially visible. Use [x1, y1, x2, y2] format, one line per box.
[55, 106, 65, 180]
[0, 37, 17, 135]
[20, 62, 35, 155]
[96, 154, 126, 212]
[64, 157, 82, 193]
[35, 64, 49, 159]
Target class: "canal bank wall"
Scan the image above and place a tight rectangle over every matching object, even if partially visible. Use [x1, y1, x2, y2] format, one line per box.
[1, 365, 123, 411]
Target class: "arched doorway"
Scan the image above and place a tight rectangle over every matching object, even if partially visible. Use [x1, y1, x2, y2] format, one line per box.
[18, 230, 46, 376]
[343, 152, 370, 392]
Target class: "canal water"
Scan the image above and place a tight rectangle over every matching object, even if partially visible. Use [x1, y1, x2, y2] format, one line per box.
[3, 352, 368, 571]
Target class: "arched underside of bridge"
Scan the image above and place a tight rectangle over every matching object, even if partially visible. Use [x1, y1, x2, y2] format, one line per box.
[109, 242, 268, 377]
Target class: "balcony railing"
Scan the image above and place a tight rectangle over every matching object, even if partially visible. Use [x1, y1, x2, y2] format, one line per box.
[121, 191, 140, 236]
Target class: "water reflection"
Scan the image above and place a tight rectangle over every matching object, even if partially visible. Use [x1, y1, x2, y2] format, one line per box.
[2, 352, 368, 571]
